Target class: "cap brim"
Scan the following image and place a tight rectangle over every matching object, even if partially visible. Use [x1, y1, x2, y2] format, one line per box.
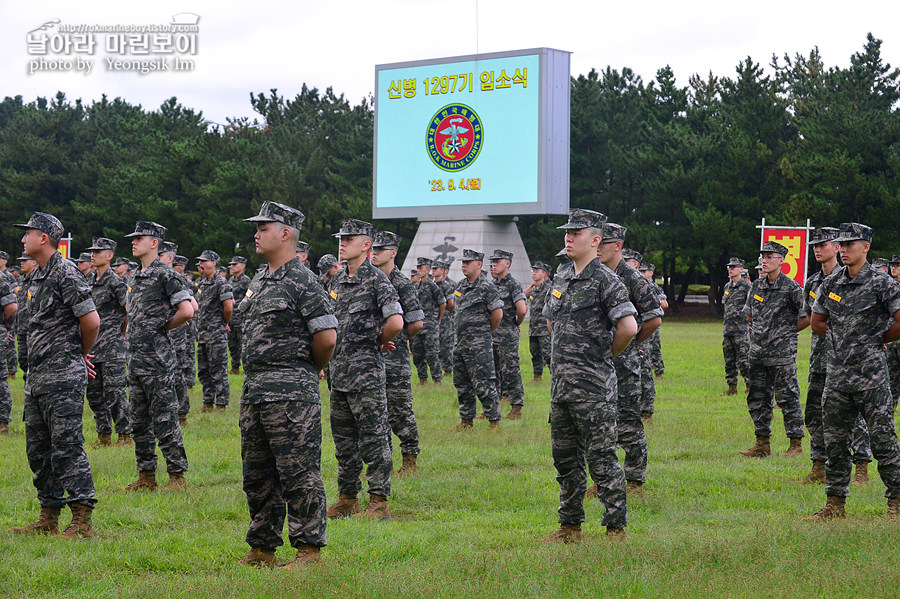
[85, 246, 109, 251]
[12, 223, 32, 230]
[244, 215, 277, 223]
[833, 236, 864, 243]
[123, 231, 145, 238]
[556, 223, 586, 230]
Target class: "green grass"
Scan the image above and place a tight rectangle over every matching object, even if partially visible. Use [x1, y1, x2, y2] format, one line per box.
[1, 322, 899, 598]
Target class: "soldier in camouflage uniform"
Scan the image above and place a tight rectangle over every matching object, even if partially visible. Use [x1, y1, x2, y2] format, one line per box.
[596, 225, 662, 498]
[489, 249, 527, 419]
[236, 201, 338, 569]
[885, 255, 900, 406]
[296, 240, 312, 269]
[804, 222, 900, 521]
[317, 254, 339, 285]
[638, 262, 667, 422]
[411, 257, 445, 384]
[172, 254, 197, 395]
[452, 249, 504, 429]
[325, 219, 403, 521]
[739, 240, 808, 458]
[15, 255, 36, 385]
[123, 221, 194, 492]
[0, 251, 17, 380]
[85, 237, 132, 447]
[540, 209, 637, 543]
[160, 245, 198, 426]
[11, 212, 99, 538]
[73, 252, 93, 281]
[372, 231, 425, 476]
[0, 256, 16, 436]
[722, 257, 751, 395]
[525, 262, 552, 381]
[112, 257, 130, 279]
[228, 256, 252, 375]
[195, 250, 234, 411]
[433, 260, 456, 377]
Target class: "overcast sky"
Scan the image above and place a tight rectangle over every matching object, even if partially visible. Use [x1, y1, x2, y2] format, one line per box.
[1, 0, 896, 125]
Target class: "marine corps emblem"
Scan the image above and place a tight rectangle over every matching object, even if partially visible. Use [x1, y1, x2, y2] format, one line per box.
[426, 103, 483, 172]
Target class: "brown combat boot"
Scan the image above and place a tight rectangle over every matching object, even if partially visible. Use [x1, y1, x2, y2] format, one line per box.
[397, 453, 417, 477]
[451, 419, 474, 431]
[178, 414, 188, 428]
[326, 494, 361, 519]
[214, 405, 226, 412]
[279, 544, 321, 569]
[506, 405, 522, 420]
[739, 436, 771, 458]
[533, 374, 543, 382]
[91, 433, 113, 448]
[887, 498, 900, 520]
[239, 547, 277, 569]
[851, 461, 869, 486]
[10, 506, 60, 535]
[229, 367, 240, 375]
[802, 496, 846, 522]
[60, 503, 95, 539]
[585, 483, 598, 499]
[626, 481, 644, 498]
[417, 379, 428, 386]
[783, 438, 803, 458]
[357, 494, 391, 521]
[163, 472, 187, 491]
[488, 420, 501, 430]
[797, 460, 826, 484]
[500, 395, 510, 404]
[200, 404, 213, 413]
[116, 433, 134, 446]
[433, 380, 441, 386]
[538, 523, 582, 544]
[475, 413, 487, 420]
[606, 526, 627, 539]
[124, 470, 158, 492]
[0, 421, 9, 435]
[721, 384, 738, 396]
[641, 412, 653, 425]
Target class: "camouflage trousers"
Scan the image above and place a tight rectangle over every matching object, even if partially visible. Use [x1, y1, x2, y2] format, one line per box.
[386, 373, 420, 457]
[552, 398, 627, 528]
[723, 333, 749, 386]
[493, 331, 524, 406]
[649, 328, 664, 375]
[174, 336, 194, 415]
[241, 401, 327, 550]
[17, 332, 28, 384]
[440, 315, 455, 374]
[0, 341, 10, 424]
[228, 323, 243, 372]
[529, 335, 551, 377]
[615, 359, 647, 484]
[85, 358, 132, 435]
[746, 361, 805, 439]
[824, 385, 900, 499]
[23, 387, 97, 508]
[329, 388, 392, 497]
[453, 339, 501, 421]
[6, 332, 17, 376]
[198, 340, 230, 406]
[639, 344, 656, 415]
[886, 341, 900, 408]
[411, 328, 442, 382]
[128, 371, 189, 474]
[805, 372, 870, 463]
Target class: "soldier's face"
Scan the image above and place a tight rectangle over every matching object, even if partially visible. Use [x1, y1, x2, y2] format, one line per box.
[78, 261, 92, 274]
[759, 253, 783, 275]
[813, 241, 839, 263]
[461, 260, 480, 278]
[21, 260, 35, 275]
[370, 247, 395, 267]
[254, 222, 286, 256]
[21, 229, 46, 255]
[565, 228, 601, 262]
[339, 235, 368, 261]
[728, 265, 742, 278]
[198, 260, 217, 276]
[641, 269, 654, 280]
[892, 264, 900, 278]
[417, 265, 431, 279]
[174, 264, 185, 274]
[114, 264, 128, 276]
[91, 250, 113, 268]
[596, 239, 621, 264]
[490, 259, 509, 277]
[229, 263, 245, 276]
[839, 240, 869, 267]
[532, 269, 544, 283]
[131, 235, 154, 258]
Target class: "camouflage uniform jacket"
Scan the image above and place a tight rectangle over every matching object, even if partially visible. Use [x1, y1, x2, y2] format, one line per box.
[438, 277, 457, 317]
[742, 272, 804, 366]
[804, 269, 829, 374]
[125, 258, 192, 375]
[229, 272, 252, 325]
[527, 280, 550, 337]
[168, 268, 194, 346]
[453, 275, 504, 344]
[15, 272, 31, 338]
[493, 273, 526, 340]
[543, 258, 637, 402]
[613, 259, 664, 372]
[812, 263, 900, 391]
[388, 267, 424, 355]
[24, 251, 96, 395]
[414, 277, 445, 333]
[329, 260, 402, 393]
[90, 267, 127, 363]
[723, 278, 751, 336]
[196, 273, 234, 344]
[237, 257, 338, 404]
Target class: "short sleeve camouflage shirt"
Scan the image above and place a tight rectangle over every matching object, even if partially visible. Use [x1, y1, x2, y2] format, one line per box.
[454, 275, 504, 343]
[90, 267, 127, 362]
[196, 273, 234, 344]
[743, 272, 805, 366]
[723, 278, 751, 336]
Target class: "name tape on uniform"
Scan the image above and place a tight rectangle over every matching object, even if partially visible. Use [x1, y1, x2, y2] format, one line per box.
[828, 292, 841, 302]
[552, 289, 562, 298]
[753, 294, 764, 302]
[330, 290, 338, 300]
[809, 291, 817, 299]
[453, 290, 462, 297]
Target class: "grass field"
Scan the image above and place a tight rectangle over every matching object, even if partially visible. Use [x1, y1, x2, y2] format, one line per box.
[1, 321, 899, 599]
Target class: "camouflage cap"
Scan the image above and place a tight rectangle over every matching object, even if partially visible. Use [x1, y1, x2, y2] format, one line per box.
[228, 256, 248, 266]
[489, 249, 513, 262]
[174, 255, 188, 266]
[873, 257, 890, 269]
[128, 261, 139, 269]
[317, 253, 338, 271]
[760, 240, 788, 257]
[461, 249, 484, 262]
[808, 227, 840, 245]
[244, 201, 306, 231]
[754, 263, 763, 271]
[14, 212, 64, 241]
[125, 220, 167, 239]
[0, 251, 8, 261]
[296, 241, 310, 254]
[891, 255, 900, 265]
[160, 241, 178, 255]
[555, 248, 568, 258]
[834, 222, 874, 244]
[112, 257, 130, 267]
[416, 257, 434, 267]
[726, 257, 745, 268]
[86, 237, 117, 252]
[557, 208, 607, 230]
[640, 263, 655, 272]
[372, 231, 401, 248]
[623, 249, 643, 264]
[432, 260, 448, 270]
[601, 223, 628, 241]
[74, 252, 92, 263]
[195, 250, 220, 263]
[532, 261, 551, 273]
[9, 263, 19, 271]
[17, 254, 34, 262]
[332, 218, 376, 239]
[742, 269, 749, 276]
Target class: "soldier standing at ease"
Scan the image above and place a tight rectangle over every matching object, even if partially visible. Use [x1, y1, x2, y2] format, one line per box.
[172, 254, 197, 395]
[804, 223, 900, 521]
[11, 212, 99, 538]
[325, 219, 403, 521]
[540, 209, 637, 543]
[85, 237, 132, 447]
[721, 257, 751, 395]
[123, 221, 194, 492]
[638, 262, 667, 423]
[0, 251, 17, 380]
[227, 256, 251, 375]
[317, 254, 339, 285]
[433, 260, 457, 377]
[15, 255, 36, 385]
[884, 254, 900, 406]
[195, 251, 234, 412]
[372, 231, 425, 476]
[452, 250, 504, 430]
[739, 241, 808, 458]
[296, 241, 311, 269]
[411, 257, 445, 385]
[236, 201, 338, 569]
[0, 256, 15, 436]
[160, 244, 198, 426]
[489, 250, 527, 419]
[525, 262, 552, 382]
[74, 253, 93, 280]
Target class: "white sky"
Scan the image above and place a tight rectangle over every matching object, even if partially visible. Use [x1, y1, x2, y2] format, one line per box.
[1, 0, 896, 125]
